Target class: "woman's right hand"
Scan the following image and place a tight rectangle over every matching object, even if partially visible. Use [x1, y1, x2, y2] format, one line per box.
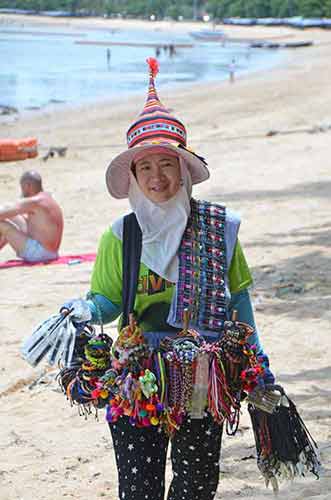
[60, 298, 92, 323]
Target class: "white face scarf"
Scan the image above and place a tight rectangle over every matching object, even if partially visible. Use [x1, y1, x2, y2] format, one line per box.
[128, 158, 192, 283]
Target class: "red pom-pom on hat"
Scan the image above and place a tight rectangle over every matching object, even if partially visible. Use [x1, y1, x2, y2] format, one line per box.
[146, 57, 159, 77]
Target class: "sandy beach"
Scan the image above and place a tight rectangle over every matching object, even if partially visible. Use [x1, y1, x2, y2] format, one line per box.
[0, 15, 330, 500]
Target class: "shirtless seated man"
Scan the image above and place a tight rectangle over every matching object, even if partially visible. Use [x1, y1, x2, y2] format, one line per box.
[0, 170, 63, 262]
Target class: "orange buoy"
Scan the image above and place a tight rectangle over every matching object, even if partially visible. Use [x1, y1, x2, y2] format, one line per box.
[0, 137, 38, 161]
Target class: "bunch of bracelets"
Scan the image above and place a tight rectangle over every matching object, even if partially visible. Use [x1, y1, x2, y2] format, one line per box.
[218, 315, 259, 393]
[58, 313, 267, 435]
[58, 332, 113, 415]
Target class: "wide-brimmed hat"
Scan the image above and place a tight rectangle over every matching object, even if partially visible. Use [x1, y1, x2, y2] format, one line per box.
[106, 58, 210, 199]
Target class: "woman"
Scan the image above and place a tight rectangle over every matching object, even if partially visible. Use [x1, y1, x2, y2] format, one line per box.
[65, 58, 274, 500]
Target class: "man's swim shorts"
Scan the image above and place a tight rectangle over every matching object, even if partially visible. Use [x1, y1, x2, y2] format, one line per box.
[17, 238, 58, 262]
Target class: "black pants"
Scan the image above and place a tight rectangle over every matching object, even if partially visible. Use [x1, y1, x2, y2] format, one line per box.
[109, 414, 223, 500]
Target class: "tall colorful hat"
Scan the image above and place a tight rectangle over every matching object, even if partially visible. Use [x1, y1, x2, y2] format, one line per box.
[106, 58, 210, 199]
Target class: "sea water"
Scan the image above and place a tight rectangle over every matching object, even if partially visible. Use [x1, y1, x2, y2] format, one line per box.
[0, 21, 284, 111]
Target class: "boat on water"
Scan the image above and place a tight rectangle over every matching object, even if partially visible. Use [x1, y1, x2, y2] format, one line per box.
[189, 30, 226, 42]
[250, 40, 313, 49]
[222, 16, 331, 29]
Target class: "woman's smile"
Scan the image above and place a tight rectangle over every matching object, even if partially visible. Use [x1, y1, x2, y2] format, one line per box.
[134, 154, 181, 203]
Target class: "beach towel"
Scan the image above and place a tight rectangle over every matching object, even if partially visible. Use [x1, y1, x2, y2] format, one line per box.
[0, 253, 96, 270]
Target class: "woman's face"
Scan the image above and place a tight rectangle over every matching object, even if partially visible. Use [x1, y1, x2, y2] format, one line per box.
[134, 153, 181, 203]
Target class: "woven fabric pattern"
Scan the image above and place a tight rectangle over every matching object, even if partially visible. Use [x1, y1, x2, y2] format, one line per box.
[175, 199, 227, 332]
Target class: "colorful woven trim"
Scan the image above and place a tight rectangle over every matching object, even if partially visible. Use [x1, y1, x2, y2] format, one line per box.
[175, 198, 227, 332]
[127, 115, 186, 148]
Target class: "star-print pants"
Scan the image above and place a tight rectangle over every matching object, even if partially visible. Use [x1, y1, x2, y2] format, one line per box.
[109, 413, 223, 500]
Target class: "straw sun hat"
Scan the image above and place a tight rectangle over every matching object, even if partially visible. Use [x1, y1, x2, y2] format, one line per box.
[106, 58, 210, 199]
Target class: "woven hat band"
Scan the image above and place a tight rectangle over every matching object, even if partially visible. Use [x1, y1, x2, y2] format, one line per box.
[127, 115, 187, 148]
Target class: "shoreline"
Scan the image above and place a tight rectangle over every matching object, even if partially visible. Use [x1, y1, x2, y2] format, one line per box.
[2, 12, 328, 43]
[0, 12, 314, 37]
[0, 51, 288, 126]
[1, 18, 331, 500]
[0, 24, 296, 126]
[0, 14, 292, 120]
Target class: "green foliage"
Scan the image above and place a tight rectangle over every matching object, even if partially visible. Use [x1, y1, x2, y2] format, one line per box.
[269, 0, 298, 17]
[297, 0, 325, 16]
[206, 0, 232, 19]
[206, 0, 328, 18]
[0, 0, 330, 18]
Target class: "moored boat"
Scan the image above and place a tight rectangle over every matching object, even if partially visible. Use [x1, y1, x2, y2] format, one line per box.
[189, 30, 226, 41]
[0, 138, 38, 162]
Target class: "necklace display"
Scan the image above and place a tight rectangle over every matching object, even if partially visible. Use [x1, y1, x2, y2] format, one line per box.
[57, 310, 321, 492]
[58, 310, 263, 436]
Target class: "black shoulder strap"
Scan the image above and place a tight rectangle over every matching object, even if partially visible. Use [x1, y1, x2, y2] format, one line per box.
[121, 213, 142, 328]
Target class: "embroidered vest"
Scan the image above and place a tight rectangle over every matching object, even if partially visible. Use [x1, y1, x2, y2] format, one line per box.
[175, 199, 227, 333]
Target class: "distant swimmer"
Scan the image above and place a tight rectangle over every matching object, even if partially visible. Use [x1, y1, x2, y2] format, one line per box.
[169, 44, 176, 57]
[107, 48, 111, 69]
[0, 170, 63, 262]
[229, 58, 236, 83]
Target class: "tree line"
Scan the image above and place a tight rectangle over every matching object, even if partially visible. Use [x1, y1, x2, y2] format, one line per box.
[1, 0, 331, 19]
